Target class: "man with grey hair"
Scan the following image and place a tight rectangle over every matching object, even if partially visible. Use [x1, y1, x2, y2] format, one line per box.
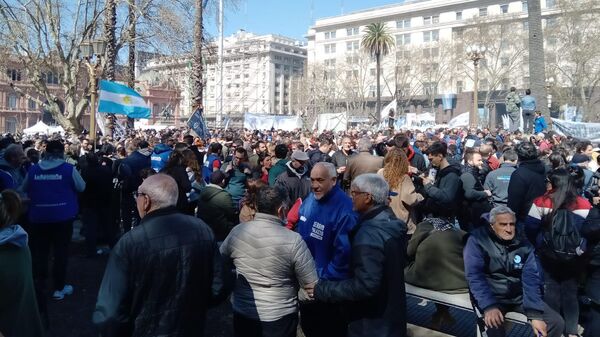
[308, 173, 408, 337]
[297, 162, 357, 337]
[343, 137, 383, 189]
[93, 174, 232, 337]
[0, 143, 26, 187]
[464, 205, 564, 337]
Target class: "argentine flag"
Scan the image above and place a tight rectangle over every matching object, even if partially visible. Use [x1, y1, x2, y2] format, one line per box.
[98, 80, 151, 118]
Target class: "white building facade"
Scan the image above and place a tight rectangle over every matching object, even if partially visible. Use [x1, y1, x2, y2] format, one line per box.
[306, 0, 561, 122]
[140, 30, 307, 125]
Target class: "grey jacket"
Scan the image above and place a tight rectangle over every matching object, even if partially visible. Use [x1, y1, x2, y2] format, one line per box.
[220, 213, 317, 321]
[484, 163, 516, 207]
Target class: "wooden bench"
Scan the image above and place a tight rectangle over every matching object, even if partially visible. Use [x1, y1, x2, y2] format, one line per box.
[405, 283, 528, 336]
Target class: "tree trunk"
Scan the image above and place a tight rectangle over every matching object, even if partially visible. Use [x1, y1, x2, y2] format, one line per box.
[127, 0, 136, 129]
[527, 0, 549, 124]
[103, 0, 117, 137]
[104, 0, 117, 81]
[376, 52, 381, 124]
[191, 0, 203, 110]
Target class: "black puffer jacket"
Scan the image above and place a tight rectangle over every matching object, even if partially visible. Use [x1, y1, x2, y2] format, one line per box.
[274, 161, 311, 202]
[93, 207, 232, 337]
[507, 159, 546, 221]
[583, 206, 600, 267]
[315, 206, 408, 337]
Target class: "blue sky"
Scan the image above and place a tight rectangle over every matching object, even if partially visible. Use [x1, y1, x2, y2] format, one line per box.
[205, 0, 403, 41]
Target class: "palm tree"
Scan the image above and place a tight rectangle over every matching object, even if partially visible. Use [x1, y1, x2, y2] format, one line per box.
[362, 22, 394, 123]
[527, 0, 548, 122]
[104, 0, 117, 81]
[126, 0, 136, 128]
[191, 0, 204, 109]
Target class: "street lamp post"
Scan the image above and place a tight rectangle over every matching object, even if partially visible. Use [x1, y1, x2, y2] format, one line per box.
[80, 39, 107, 149]
[466, 45, 486, 128]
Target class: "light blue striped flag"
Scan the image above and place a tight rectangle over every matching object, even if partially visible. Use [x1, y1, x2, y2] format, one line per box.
[98, 80, 151, 118]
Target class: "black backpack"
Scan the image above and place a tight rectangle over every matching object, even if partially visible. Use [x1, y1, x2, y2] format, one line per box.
[540, 208, 584, 262]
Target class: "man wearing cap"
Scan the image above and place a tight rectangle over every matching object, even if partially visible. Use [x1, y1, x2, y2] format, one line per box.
[274, 150, 312, 204]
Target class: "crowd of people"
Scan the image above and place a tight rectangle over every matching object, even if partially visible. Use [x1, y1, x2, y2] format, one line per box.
[0, 122, 599, 337]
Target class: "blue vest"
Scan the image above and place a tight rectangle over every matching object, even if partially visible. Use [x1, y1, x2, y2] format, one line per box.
[202, 154, 220, 183]
[27, 162, 79, 224]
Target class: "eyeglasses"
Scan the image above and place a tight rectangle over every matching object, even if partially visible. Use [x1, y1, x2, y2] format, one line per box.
[350, 190, 370, 197]
[132, 191, 147, 198]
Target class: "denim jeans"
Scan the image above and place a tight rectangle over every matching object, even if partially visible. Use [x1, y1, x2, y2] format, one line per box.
[544, 271, 580, 335]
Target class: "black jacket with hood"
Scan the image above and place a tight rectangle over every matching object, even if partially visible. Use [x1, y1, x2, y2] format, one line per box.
[507, 159, 547, 221]
[422, 162, 463, 218]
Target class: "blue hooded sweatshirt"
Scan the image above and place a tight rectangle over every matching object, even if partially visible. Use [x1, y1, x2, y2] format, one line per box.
[151, 143, 172, 173]
[0, 224, 28, 248]
[297, 186, 357, 280]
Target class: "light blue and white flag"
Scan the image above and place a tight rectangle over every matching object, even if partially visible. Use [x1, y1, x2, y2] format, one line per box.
[98, 80, 151, 118]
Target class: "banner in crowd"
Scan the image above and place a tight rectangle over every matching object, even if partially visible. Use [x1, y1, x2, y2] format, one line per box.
[98, 80, 151, 118]
[188, 108, 211, 139]
[243, 113, 301, 131]
[318, 112, 347, 132]
[448, 112, 469, 128]
[551, 118, 600, 142]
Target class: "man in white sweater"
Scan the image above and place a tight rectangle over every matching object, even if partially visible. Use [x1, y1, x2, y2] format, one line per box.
[220, 186, 317, 337]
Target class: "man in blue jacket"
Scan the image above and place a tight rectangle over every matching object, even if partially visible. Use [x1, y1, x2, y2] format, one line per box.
[521, 89, 537, 134]
[297, 162, 357, 337]
[464, 205, 564, 337]
[150, 139, 172, 172]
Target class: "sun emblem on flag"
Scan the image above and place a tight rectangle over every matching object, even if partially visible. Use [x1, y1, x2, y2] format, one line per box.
[122, 96, 132, 104]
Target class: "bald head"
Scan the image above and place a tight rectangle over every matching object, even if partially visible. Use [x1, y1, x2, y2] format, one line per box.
[138, 174, 178, 213]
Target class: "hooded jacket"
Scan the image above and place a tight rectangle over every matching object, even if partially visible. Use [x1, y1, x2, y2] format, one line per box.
[405, 146, 427, 173]
[268, 158, 289, 186]
[274, 161, 311, 203]
[315, 206, 407, 337]
[507, 159, 547, 221]
[151, 143, 172, 173]
[422, 163, 462, 218]
[22, 158, 86, 224]
[0, 225, 44, 337]
[119, 149, 152, 193]
[197, 184, 237, 242]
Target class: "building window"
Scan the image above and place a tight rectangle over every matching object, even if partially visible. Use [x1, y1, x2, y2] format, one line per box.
[423, 15, 439, 26]
[480, 79, 489, 91]
[396, 50, 411, 60]
[404, 65, 411, 73]
[324, 31, 336, 39]
[396, 19, 411, 29]
[8, 94, 17, 109]
[522, 1, 528, 12]
[324, 43, 336, 53]
[370, 68, 376, 76]
[324, 59, 336, 67]
[457, 81, 464, 93]
[500, 4, 509, 14]
[5, 117, 17, 134]
[423, 82, 438, 95]
[423, 30, 439, 43]
[456, 11, 462, 20]
[346, 55, 359, 64]
[28, 99, 36, 110]
[6, 69, 21, 81]
[501, 78, 510, 90]
[346, 40, 359, 52]
[396, 33, 411, 46]
[346, 27, 359, 36]
[546, 0, 556, 8]
[369, 85, 377, 97]
[479, 7, 488, 16]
